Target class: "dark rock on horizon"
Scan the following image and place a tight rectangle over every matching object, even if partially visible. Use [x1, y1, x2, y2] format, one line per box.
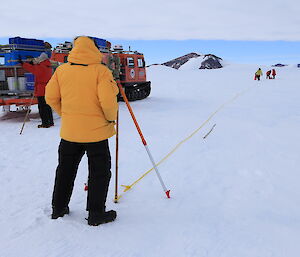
[162, 53, 201, 69]
[161, 53, 223, 70]
[272, 63, 287, 67]
[199, 54, 223, 69]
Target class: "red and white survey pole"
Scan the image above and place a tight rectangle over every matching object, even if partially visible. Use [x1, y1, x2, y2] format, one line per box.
[118, 83, 170, 198]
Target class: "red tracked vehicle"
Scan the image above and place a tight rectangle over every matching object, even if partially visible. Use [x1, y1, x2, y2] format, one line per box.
[0, 37, 151, 111]
[51, 42, 151, 101]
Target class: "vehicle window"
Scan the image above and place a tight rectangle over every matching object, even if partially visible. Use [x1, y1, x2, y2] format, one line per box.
[0, 56, 4, 65]
[127, 57, 135, 67]
[137, 58, 145, 68]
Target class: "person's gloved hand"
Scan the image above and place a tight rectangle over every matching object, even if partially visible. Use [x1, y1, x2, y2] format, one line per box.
[18, 55, 23, 64]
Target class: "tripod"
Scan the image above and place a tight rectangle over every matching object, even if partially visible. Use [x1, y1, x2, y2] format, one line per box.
[114, 84, 170, 202]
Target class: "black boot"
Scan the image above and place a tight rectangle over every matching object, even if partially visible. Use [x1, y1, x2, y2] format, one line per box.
[51, 206, 70, 219]
[87, 210, 117, 226]
[38, 124, 51, 128]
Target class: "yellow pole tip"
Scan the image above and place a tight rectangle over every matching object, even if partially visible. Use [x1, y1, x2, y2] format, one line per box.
[113, 195, 122, 203]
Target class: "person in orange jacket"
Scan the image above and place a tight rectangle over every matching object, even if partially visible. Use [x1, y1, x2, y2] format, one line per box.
[45, 36, 119, 226]
[19, 53, 54, 128]
[272, 69, 276, 79]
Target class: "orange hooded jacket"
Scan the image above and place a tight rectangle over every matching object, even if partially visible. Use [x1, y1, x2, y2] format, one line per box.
[45, 36, 119, 143]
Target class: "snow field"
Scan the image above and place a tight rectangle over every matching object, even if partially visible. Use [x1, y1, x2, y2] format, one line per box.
[0, 63, 300, 257]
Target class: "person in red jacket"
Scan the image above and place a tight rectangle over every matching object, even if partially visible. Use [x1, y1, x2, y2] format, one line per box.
[272, 69, 276, 79]
[19, 53, 54, 128]
[266, 70, 271, 79]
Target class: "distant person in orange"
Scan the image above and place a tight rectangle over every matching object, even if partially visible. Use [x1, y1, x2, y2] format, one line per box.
[266, 70, 271, 79]
[272, 69, 276, 79]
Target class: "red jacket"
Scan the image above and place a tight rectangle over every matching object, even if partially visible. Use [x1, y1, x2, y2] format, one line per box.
[272, 69, 276, 76]
[22, 60, 53, 96]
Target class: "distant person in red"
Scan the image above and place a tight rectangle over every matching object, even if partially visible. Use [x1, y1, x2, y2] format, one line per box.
[266, 70, 271, 79]
[272, 69, 276, 79]
[18, 53, 54, 128]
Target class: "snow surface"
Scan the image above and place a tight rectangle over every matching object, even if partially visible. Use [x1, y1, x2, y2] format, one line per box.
[1, 63, 300, 257]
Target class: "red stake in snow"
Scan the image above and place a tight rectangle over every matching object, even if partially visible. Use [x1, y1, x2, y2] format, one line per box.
[118, 83, 170, 198]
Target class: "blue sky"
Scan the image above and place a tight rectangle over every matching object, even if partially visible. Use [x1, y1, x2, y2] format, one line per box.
[1, 37, 299, 66]
[109, 39, 300, 65]
[1, 0, 299, 65]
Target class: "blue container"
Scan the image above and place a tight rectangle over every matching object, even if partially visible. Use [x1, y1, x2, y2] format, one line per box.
[32, 39, 44, 46]
[9, 37, 44, 47]
[24, 73, 35, 82]
[9, 37, 21, 44]
[9, 37, 29, 45]
[4, 51, 37, 66]
[90, 37, 107, 48]
[24, 73, 34, 91]
[25, 73, 35, 91]
[4, 50, 51, 66]
[25, 82, 34, 91]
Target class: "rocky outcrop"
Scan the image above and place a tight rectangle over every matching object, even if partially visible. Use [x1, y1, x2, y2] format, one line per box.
[272, 63, 287, 67]
[199, 54, 223, 69]
[162, 53, 201, 69]
[161, 53, 223, 70]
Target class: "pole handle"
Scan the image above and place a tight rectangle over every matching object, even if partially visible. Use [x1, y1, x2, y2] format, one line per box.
[117, 83, 147, 145]
[114, 109, 119, 203]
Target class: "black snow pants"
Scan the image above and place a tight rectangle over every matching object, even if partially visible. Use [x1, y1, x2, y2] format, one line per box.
[37, 96, 54, 126]
[52, 139, 112, 213]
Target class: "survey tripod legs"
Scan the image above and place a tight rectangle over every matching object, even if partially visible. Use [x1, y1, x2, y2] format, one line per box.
[19, 95, 35, 135]
[116, 84, 170, 199]
[114, 109, 119, 203]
